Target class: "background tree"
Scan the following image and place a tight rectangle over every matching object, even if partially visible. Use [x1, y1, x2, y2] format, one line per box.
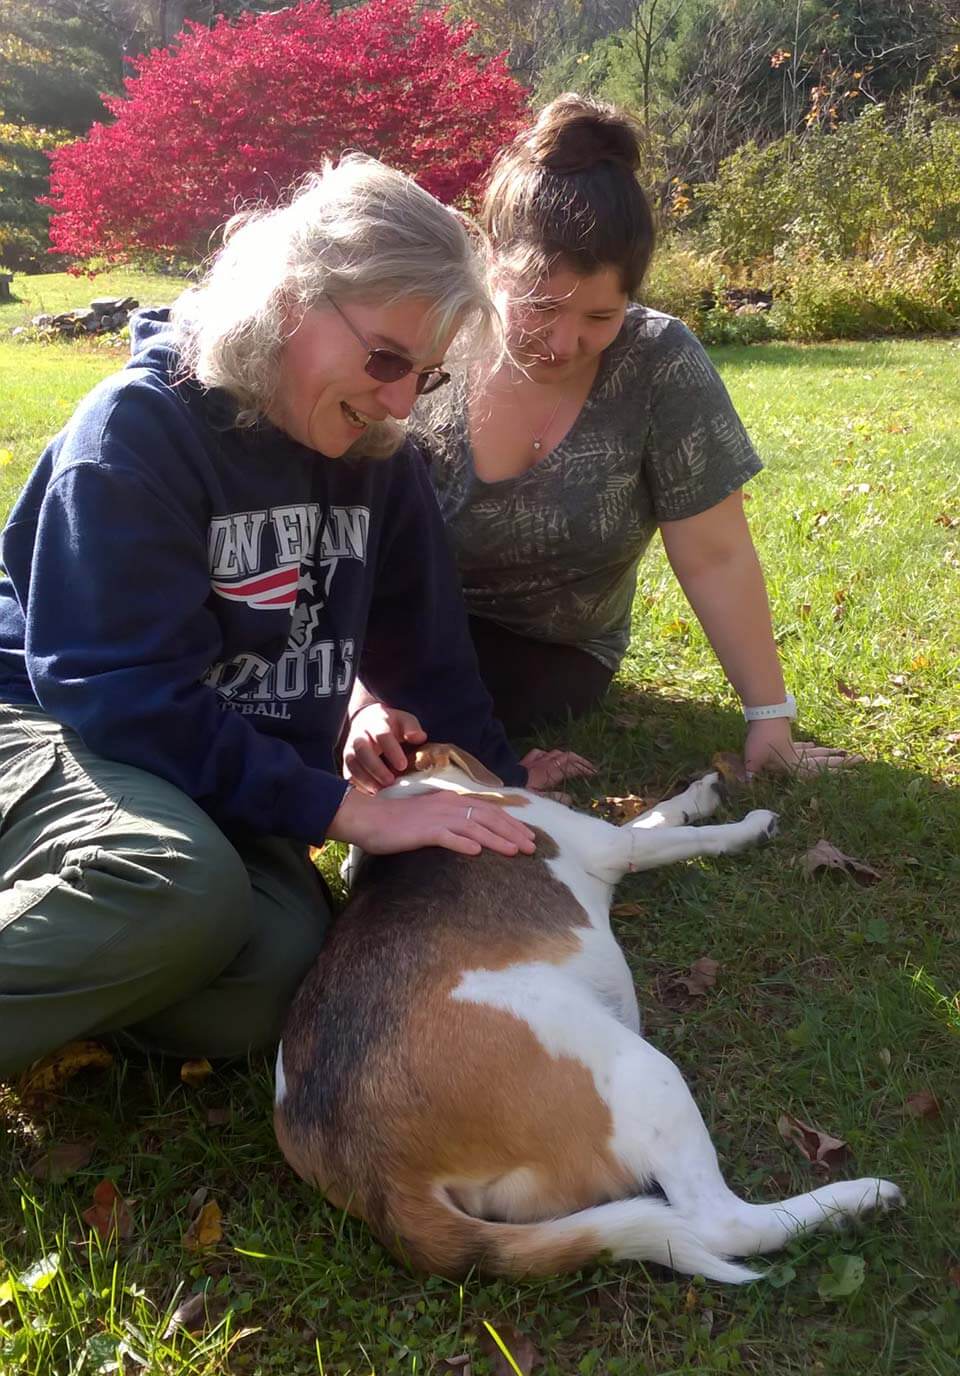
[45, 0, 527, 264]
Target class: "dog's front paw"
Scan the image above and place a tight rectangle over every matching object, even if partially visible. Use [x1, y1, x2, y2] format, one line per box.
[743, 809, 780, 845]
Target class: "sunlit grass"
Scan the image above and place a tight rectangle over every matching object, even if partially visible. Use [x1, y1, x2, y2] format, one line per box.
[1, 309, 958, 1373]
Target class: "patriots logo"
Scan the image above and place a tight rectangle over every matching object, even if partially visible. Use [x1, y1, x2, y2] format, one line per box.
[211, 559, 337, 612]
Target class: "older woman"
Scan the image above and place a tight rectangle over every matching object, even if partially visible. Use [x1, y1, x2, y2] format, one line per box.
[0, 156, 554, 1077]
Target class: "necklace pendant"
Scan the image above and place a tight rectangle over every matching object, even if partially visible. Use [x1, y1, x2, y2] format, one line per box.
[532, 439, 542, 451]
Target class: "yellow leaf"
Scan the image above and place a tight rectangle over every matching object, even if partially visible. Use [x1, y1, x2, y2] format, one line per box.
[183, 1199, 223, 1251]
[180, 1058, 213, 1087]
[20, 1041, 113, 1097]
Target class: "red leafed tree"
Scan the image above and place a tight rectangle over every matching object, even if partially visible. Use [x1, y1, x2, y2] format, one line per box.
[45, 0, 527, 262]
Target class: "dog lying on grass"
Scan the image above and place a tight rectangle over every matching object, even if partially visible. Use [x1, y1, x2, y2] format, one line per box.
[274, 746, 900, 1282]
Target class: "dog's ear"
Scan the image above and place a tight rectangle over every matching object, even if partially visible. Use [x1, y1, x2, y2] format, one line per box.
[409, 743, 504, 787]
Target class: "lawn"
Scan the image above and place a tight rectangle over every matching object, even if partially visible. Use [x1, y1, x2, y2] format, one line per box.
[0, 277, 958, 1375]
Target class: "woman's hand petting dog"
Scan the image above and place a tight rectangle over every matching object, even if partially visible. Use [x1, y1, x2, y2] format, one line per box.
[327, 786, 537, 858]
[343, 703, 596, 796]
[342, 702, 427, 792]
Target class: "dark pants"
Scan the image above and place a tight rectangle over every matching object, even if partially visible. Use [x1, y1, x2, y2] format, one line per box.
[468, 616, 614, 738]
[0, 705, 332, 1076]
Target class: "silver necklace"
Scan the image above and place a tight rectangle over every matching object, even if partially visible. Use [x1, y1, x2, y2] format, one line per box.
[531, 393, 564, 453]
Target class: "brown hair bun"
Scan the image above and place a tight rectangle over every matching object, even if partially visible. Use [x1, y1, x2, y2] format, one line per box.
[481, 93, 655, 295]
[526, 94, 641, 175]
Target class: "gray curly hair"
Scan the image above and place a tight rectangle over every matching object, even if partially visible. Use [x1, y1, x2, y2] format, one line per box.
[171, 155, 501, 457]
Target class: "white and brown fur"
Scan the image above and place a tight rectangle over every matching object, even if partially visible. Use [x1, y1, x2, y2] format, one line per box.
[275, 746, 900, 1283]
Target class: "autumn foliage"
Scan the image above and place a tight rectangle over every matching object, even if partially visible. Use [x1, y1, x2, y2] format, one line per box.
[44, 0, 527, 263]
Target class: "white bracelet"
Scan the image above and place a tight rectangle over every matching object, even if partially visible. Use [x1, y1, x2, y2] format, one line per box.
[743, 692, 797, 722]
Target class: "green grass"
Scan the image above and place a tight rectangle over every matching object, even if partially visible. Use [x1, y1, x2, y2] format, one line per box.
[1, 301, 958, 1374]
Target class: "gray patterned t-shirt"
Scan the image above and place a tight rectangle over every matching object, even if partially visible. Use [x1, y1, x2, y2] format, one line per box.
[416, 307, 762, 671]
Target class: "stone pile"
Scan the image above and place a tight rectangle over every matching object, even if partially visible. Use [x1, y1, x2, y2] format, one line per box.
[31, 297, 140, 337]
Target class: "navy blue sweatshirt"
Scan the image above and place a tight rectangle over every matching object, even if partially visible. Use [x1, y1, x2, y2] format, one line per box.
[0, 310, 523, 841]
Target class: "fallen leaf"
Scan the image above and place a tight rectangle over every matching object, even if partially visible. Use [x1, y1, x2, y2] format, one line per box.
[180, 1058, 213, 1088]
[910, 653, 930, 670]
[802, 839, 881, 886]
[182, 1199, 223, 1251]
[712, 750, 748, 786]
[777, 1113, 850, 1173]
[655, 957, 721, 1008]
[478, 1321, 542, 1376]
[836, 679, 859, 700]
[903, 1089, 941, 1120]
[19, 1041, 113, 1098]
[308, 844, 325, 865]
[611, 901, 646, 919]
[798, 602, 812, 618]
[27, 1140, 94, 1183]
[83, 1178, 134, 1243]
[440, 1358, 473, 1374]
[205, 1107, 231, 1127]
[934, 512, 959, 528]
[675, 956, 720, 997]
[163, 1289, 229, 1338]
[591, 793, 658, 823]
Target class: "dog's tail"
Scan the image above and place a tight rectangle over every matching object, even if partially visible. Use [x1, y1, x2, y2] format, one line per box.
[386, 1187, 761, 1284]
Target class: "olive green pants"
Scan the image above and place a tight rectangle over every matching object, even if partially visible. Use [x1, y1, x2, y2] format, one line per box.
[0, 704, 332, 1077]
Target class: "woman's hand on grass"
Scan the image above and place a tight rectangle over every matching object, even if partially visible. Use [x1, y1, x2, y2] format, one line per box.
[744, 717, 862, 779]
[327, 787, 537, 858]
[342, 702, 427, 793]
[521, 747, 597, 792]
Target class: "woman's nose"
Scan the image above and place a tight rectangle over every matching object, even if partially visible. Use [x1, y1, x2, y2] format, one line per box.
[376, 372, 421, 419]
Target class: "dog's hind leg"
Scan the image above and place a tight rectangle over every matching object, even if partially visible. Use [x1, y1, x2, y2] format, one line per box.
[600, 1021, 902, 1261]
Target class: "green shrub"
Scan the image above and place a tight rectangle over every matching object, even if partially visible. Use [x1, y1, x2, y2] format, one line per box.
[770, 249, 958, 341]
[700, 106, 960, 269]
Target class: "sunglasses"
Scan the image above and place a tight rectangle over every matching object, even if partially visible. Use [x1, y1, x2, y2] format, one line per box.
[326, 295, 450, 396]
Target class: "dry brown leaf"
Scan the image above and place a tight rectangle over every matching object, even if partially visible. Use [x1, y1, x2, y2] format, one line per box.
[205, 1107, 231, 1127]
[802, 839, 881, 886]
[798, 602, 812, 619]
[835, 679, 859, 700]
[186, 1186, 208, 1219]
[27, 1139, 94, 1183]
[83, 1178, 134, 1243]
[903, 1089, 942, 1120]
[777, 1113, 851, 1173]
[655, 957, 721, 1008]
[711, 750, 748, 786]
[675, 956, 720, 997]
[611, 901, 646, 919]
[182, 1199, 223, 1252]
[19, 1040, 113, 1099]
[591, 793, 657, 823]
[477, 1322, 543, 1376]
[934, 512, 959, 529]
[180, 1058, 213, 1088]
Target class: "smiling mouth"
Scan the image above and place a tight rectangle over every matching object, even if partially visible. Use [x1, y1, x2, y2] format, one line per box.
[341, 401, 372, 429]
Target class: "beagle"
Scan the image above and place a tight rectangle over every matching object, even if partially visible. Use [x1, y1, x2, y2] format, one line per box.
[274, 746, 900, 1282]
